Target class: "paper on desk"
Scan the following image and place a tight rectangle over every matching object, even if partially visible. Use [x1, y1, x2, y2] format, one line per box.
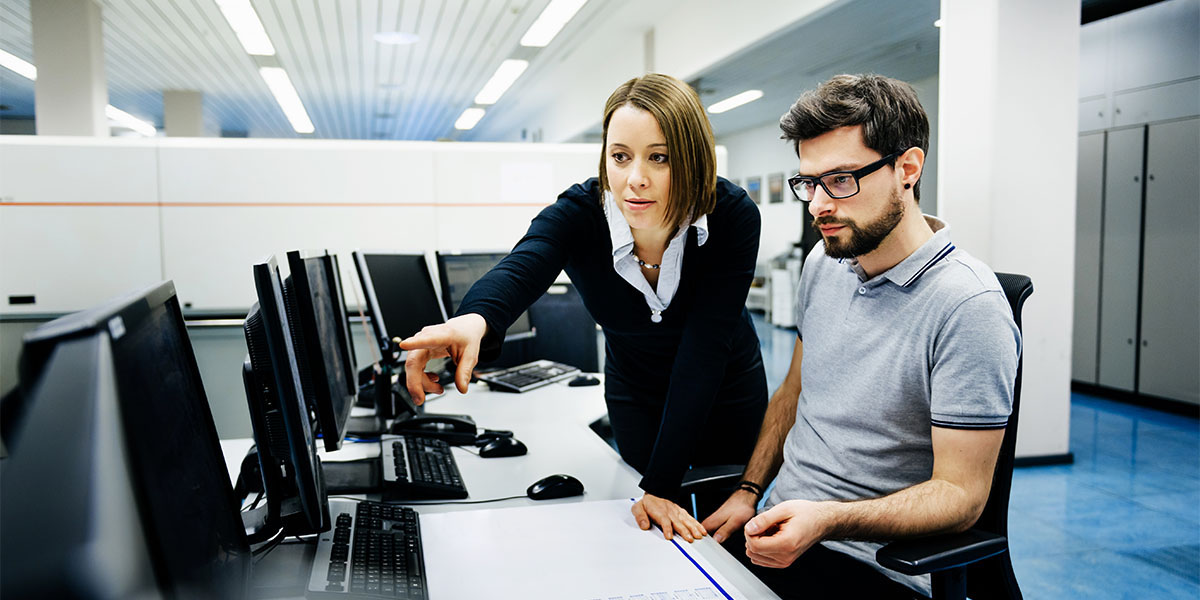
[420, 498, 743, 600]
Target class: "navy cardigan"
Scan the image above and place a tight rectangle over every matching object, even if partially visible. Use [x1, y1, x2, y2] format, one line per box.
[458, 177, 763, 497]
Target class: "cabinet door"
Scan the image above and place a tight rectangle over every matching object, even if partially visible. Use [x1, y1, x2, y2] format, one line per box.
[1073, 133, 1105, 383]
[1139, 118, 1199, 404]
[1098, 127, 1145, 392]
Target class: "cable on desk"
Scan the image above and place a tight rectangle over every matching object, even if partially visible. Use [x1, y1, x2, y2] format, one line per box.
[241, 490, 264, 512]
[251, 529, 288, 564]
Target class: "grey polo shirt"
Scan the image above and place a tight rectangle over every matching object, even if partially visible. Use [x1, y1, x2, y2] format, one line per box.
[765, 216, 1019, 593]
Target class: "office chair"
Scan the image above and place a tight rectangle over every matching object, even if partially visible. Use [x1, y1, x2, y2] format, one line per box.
[875, 272, 1033, 600]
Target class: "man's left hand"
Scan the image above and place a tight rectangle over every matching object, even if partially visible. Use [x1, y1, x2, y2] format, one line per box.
[743, 499, 833, 568]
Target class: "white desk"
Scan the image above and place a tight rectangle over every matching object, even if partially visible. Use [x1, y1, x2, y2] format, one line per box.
[222, 378, 779, 599]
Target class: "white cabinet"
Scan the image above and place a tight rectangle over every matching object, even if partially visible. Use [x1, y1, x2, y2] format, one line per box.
[1074, 118, 1200, 405]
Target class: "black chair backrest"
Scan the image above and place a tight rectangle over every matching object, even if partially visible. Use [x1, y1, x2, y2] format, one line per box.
[968, 272, 1032, 600]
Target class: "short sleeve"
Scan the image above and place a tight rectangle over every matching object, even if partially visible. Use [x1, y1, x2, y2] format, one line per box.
[929, 290, 1020, 429]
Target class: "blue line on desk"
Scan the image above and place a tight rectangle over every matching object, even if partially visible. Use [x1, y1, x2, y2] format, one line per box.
[669, 538, 733, 600]
[629, 499, 733, 600]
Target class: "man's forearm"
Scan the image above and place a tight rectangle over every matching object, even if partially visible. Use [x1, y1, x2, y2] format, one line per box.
[821, 478, 986, 541]
[740, 384, 799, 489]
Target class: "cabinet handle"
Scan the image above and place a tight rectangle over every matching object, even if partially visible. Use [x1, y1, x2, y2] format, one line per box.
[1148, 174, 1155, 181]
[1134, 176, 1140, 182]
[1142, 340, 1148, 347]
[1127, 338, 1134, 345]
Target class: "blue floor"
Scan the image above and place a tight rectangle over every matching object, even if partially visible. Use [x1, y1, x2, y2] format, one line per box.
[750, 313, 1200, 598]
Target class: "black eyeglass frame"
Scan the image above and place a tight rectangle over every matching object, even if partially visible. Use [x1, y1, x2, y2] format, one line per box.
[787, 150, 905, 202]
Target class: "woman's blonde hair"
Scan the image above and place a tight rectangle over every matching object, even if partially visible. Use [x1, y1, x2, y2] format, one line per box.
[598, 73, 717, 232]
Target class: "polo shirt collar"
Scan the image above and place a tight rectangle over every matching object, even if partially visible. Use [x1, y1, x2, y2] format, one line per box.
[847, 215, 954, 287]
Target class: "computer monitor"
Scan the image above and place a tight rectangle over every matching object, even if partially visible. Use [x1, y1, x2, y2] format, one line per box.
[242, 256, 330, 540]
[284, 250, 356, 452]
[435, 251, 534, 341]
[354, 251, 447, 342]
[351, 249, 395, 363]
[1, 281, 250, 600]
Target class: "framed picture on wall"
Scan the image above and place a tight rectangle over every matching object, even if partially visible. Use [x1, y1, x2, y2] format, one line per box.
[746, 176, 761, 204]
[768, 172, 784, 204]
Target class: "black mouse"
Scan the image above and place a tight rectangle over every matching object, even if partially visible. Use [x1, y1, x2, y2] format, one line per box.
[526, 474, 585, 500]
[568, 374, 600, 387]
[478, 436, 527, 458]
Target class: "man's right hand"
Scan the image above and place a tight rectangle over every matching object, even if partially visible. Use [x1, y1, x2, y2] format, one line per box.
[397, 313, 488, 405]
[701, 488, 760, 544]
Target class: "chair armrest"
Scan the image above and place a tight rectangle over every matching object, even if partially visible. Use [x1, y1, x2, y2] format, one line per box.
[875, 529, 1008, 576]
[679, 465, 744, 494]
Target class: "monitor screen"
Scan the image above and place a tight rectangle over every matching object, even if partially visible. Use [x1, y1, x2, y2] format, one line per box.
[358, 252, 446, 341]
[352, 250, 392, 360]
[243, 257, 329, 537]
[284, 250, 355, 452]
[436, 251, 534, 340]
[2, 281, 250, 600]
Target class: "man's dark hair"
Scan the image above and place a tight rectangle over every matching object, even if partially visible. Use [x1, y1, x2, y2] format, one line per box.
[780, 74, 930, 200]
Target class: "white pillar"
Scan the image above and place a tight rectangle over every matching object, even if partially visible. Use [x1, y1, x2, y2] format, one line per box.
[164, 90, 204, 137]
[938, 0, 1080, 460]
[30, 0, 108, 136]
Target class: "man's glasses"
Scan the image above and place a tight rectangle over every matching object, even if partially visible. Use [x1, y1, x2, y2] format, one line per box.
[788, 150, 904, 202]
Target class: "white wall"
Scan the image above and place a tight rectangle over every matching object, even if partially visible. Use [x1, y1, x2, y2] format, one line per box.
[939, 0, 1080, 460]
[0, 137, 600, 313]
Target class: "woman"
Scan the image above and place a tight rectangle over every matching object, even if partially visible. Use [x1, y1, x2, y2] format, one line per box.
[401, 73, 767, 540]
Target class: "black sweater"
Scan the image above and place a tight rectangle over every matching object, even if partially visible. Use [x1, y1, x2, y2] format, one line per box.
[457, 177, 763, 497]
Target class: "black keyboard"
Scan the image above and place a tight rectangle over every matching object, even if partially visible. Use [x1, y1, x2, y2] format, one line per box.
[476, 359, 580, 393]
[380, 435, 467, 501]
[307, 499, 428, 599]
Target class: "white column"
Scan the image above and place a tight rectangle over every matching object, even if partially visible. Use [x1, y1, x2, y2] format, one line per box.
[938, 0, 1080, 459]
[30, 0, 108, 136]
[164, 90, 204, 137]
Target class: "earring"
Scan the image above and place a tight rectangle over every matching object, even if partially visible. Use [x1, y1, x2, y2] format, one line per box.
[904, 183, 911, 189]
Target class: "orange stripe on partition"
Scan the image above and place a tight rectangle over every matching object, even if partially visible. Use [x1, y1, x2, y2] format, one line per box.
[0, 201, 550, 208]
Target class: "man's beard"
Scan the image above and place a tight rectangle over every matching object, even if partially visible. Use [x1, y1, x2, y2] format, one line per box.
[813, 186, 905, 259]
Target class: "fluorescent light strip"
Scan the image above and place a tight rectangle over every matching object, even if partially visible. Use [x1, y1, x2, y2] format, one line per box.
[0, 48, 37, 80]
[259, 66, 314, 134]
[105, 105, 157, 137]
[2, 50, 156, 136]
[474, 59, 528, 105]
[520, 0, 588, 47]
[454, 108, 485, 130]
[215, 0, 276, 56]
[707, 90, 763, 114]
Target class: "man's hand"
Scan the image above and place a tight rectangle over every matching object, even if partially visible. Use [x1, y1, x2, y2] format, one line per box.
[397, 314, 488, 405]
[700, 489, 759, 544]
[743, 499, 833, 569]
[632, 493, 707, 542]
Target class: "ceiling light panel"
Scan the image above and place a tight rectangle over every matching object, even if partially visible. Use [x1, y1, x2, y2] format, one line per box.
[215, 0, 276, 56]
[455, 107, 486, 130]
[707, 90, 763, 114]
[520, 0, 588, 47]
[259, 66, 315, 133]
[0, 49, 36, 80]
[474, 59, 529, 105]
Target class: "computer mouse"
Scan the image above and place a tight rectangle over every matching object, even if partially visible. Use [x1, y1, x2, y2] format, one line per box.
[478, 436, 527, 458]
[568, 374, 600, 387]
[526, 474, 585, 500]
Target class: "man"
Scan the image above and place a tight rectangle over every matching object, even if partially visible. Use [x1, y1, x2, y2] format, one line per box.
[701, 74, 1020, 598]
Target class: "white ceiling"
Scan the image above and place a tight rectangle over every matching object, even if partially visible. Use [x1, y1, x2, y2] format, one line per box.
[0, 0, 941, 140]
